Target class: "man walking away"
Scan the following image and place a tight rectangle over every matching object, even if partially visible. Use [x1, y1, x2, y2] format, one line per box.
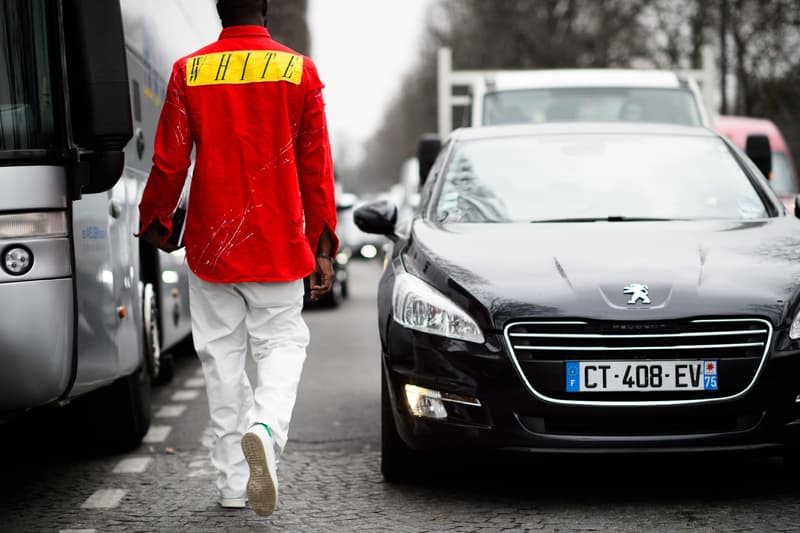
[136, 0, 338, 516]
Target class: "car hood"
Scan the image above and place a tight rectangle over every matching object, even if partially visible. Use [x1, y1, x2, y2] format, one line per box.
[405, 219, 800, 328]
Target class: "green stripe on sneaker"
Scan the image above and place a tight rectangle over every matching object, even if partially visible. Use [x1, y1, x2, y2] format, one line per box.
[259, 423, 272, 438]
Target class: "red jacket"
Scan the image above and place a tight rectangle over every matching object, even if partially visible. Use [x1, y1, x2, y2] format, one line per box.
[138, 26, 338, 283]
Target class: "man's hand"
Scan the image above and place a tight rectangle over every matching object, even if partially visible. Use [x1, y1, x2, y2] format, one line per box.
[310, 255, 334, 301]
[141, 220, 179, 253]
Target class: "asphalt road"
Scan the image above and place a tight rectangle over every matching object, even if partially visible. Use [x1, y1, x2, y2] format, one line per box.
[4, 261, 800, 532]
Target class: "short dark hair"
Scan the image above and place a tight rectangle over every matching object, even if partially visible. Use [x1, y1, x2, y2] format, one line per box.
[217, 0, 268, 24]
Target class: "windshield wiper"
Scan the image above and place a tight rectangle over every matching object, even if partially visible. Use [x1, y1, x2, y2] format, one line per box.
[529, 216, 677, 223]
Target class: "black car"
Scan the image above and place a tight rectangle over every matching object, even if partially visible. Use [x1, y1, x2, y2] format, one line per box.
[355, 122, 800, 480]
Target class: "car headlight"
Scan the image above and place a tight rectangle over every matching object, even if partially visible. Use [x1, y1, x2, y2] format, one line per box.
[790, 310, 800, 340]
[392, 272, 485, 343]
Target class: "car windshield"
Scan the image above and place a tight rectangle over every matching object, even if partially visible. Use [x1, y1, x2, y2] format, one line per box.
[483, 88, 702, 127]
[0, 0, 56, 151]
[435, 134, 769, 223]
[770, 152, 798, 196]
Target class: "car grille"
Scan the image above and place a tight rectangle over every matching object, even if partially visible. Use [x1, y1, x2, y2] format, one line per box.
[503, 318, 772, 405]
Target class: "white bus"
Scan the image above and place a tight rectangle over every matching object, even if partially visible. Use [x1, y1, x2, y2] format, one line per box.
[0, 0, 218, 449]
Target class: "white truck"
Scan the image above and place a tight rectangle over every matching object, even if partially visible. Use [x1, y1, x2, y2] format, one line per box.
[435, 47, 717, 139]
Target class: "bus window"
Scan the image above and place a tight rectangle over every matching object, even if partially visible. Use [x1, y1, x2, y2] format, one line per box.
[0, 0, 55, 151]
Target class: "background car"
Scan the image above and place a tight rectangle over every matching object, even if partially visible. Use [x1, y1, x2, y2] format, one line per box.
[714, 115, 800, 210]
[340, 193, 389, 260]
[356, 122, 800, 481]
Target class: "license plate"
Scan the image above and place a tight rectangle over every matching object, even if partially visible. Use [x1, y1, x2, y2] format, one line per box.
[565, 360, 718, 392]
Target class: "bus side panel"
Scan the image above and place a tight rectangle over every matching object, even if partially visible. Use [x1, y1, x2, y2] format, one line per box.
[110, 172, 144, 377]
[71, 186, 138, 392]
[126, 48, 192, 353]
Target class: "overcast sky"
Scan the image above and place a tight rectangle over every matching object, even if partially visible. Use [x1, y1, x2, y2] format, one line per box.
[308, 0, 433, 165]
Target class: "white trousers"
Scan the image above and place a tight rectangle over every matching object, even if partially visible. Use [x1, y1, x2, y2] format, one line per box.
[188, 270, 309, 499]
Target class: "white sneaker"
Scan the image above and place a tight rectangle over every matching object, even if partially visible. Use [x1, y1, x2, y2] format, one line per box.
[241, 424, 278, 516]
[218, 496, 247, 509]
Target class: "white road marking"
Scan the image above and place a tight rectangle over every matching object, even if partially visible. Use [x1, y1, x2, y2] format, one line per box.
[112, 457, 152, 474]
[155, 404, 188, 418]
[80, 489, 127, 509]
[142, 425, 172, 443]
[183, 377, 206, 388]
[186, 427, 217, 479]
[188, 450, 216, 478]
[171, 389, 200, 401]
[187, 468, 216, 478]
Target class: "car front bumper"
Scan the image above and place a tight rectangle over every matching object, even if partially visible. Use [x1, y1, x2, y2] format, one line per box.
[383, 321, 800, 454]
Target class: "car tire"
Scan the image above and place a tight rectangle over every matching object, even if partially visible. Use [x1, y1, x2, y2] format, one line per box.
[340, 279, 349, 300]
[381, 368, 417, 482]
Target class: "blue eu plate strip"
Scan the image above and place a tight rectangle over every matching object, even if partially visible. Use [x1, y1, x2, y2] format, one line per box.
[565, 361, 580, 392]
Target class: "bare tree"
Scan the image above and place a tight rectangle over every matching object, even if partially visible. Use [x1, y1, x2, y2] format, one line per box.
[355, 0, 800, 194]
[268, 0, 310, 55]
[356, 0, 656, 192]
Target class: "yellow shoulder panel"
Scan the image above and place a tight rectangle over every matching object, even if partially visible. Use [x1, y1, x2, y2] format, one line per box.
[186, 50, 303, 87]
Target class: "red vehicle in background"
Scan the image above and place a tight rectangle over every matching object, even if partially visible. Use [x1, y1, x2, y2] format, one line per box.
[714, 115, 800, 210]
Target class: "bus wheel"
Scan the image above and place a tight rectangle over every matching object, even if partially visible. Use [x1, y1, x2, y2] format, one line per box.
[108, 365, 152, 450]
[143, 282, 173, 385]
[73, 365, 152, 452]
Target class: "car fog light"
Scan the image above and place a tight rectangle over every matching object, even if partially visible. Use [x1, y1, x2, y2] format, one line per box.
[2, 245, 33, 276]
[360, 244, 378, 259]
[336, 251, 349, 265]
[404, 384, 447, 419]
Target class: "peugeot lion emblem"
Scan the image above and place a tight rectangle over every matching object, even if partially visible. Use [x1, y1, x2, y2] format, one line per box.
[623, 283, 651, 305]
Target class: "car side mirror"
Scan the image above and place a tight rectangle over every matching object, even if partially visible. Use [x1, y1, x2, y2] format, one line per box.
[64, 0, 133, 194]
[745, 134, 772, 180]
[354, 200, 397, 239]
[418, 134, 442, 187]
